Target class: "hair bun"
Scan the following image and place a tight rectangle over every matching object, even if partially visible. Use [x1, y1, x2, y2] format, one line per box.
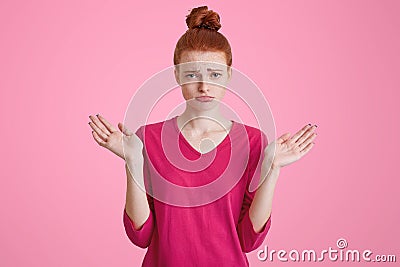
[185, 6, 221, 31]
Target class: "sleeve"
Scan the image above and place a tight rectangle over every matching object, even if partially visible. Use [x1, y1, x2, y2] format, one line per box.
[123, 193, 155, 248]
[122, 125, 156, 248]
[236, 130, 272, 253]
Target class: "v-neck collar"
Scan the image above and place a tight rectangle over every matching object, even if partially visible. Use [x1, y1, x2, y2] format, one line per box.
[171, 115, 236, 156]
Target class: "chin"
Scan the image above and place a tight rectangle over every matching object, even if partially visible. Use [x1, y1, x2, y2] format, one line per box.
[187, 100, 219, 111]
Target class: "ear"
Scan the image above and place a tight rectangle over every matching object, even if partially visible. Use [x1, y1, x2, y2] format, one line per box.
[227, 66, 232, 82]
[174, 67, 181, 85]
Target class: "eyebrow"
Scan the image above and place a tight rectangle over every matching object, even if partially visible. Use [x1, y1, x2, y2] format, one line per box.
[183, 68, 224, 73]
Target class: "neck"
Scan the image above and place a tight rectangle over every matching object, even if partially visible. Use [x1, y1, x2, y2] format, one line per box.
[177, 105, 230, 133]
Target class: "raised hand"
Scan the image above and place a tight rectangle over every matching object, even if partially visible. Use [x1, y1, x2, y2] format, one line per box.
[264, 124, 318, 170]
[88, 114, 143, 162]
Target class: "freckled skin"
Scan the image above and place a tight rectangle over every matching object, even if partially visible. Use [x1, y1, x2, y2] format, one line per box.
[174, 50, 232, 112]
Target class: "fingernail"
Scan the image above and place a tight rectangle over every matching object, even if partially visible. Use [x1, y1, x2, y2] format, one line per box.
[308, 123, 311, 126]
[315, 125, 318, 128]
[96, 114, 99, 116]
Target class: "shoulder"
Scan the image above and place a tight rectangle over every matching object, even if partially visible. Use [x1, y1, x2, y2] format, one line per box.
[135, 118, 174, 141]
[140, 120, 166, 131]
[235, 121, 268, 147]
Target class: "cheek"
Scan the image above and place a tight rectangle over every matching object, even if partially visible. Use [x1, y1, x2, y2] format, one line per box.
[181, 85, 195, 99]
[215, 88, 226, 99]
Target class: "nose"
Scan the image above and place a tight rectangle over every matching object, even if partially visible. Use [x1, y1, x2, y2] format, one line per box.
[198, 81, 209, 92]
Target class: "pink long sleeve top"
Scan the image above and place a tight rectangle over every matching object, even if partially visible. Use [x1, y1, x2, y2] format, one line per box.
[123, 116, 272, 266]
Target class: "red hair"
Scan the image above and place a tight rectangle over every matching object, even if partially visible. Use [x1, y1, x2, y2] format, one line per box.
[173, 6, 233, 67]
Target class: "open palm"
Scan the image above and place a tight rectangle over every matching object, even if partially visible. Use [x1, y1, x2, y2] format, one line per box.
[88, 114, 143, 161]
[265, 124, 318, 169]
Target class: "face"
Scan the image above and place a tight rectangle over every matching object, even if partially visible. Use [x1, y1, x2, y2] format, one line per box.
[174, 50, 232, 111]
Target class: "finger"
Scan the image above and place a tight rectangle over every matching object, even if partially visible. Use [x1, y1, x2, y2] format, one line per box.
[97, 114, 118, 133]
[296, 125, 317, 145]
[300, 141, 315, 154]
[298, 132, 317, 150]
[118, 122, 133, 136]
[88, 121, 108, 141]
[277, 132, 291, 144]
[92, 131, 107, 147]
[89, 115, 111, 136]
[290, 124, 313, 144]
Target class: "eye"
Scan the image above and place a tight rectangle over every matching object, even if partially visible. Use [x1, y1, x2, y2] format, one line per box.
[211, 72, 222, 78]
[185, 73, 198, 78]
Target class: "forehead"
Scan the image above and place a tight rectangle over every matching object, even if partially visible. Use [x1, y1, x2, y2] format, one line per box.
[178, 51, 227, 71]
[180, 50, 226, 64]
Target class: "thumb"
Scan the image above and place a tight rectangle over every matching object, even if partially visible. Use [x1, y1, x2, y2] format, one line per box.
[277, 132, 291, 144]
[118, 122, 133, 136]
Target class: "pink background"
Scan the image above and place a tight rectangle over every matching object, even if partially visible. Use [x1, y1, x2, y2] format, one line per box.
[1, 0, 399, 266]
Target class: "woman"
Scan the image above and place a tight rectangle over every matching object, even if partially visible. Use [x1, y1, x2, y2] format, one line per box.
[88, 6, 317, 267]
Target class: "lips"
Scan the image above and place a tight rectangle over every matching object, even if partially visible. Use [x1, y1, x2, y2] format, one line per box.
[195, 96, 214, 102]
